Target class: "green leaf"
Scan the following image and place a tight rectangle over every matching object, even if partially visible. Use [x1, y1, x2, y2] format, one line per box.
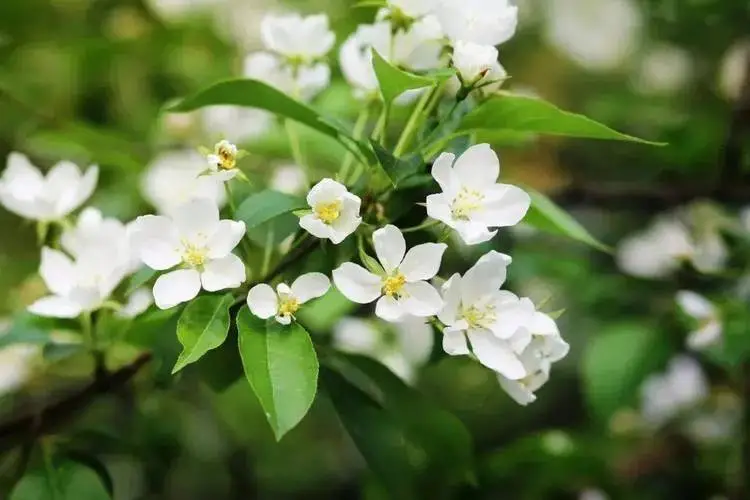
[124, 268, 156, 296]
[172, 293, 234, 374]
[371, 49, 442, 105]
[0, 313, 54, 349]
[168, 79, 372, 161]
[10, 461, 110, 500]
[235, 190, 307, 232]
[353, 0, 386, 7]
[458, 92, 663, 144]
[523, 187, 611, 252]
[236, 307, 319, 440]
[371, 142, 425, 187]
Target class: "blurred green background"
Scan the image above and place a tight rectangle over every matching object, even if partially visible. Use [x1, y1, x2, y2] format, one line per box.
[1, 0, 749, 498]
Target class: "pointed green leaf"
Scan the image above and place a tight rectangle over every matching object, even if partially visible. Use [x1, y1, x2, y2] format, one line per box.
[10, 461, 110, 500]
[172, 293, 234, 373]
[237, 307, 319, 440]
[523, 187, 611, 252]
[371, 49, 451, 105]
[371, 141, 425, 186]
[235, 190, 307, 231]
[458, 92, 663, 144]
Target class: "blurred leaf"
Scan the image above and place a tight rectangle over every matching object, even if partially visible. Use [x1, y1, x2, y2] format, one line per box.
[168, 79, 372, 161]
[173, 293, 234, 374]
[43, 342, 84, 362]
[10, 461, 110, 500]
[0, 313, 55, 349]
[296, 289, 358, 333]
[236, 190, 307, 232]
[236, 307, 319, 440]
[458, 92, 663, 144]
[124, 268, 156, 296]
[371, 142, 424, 187]
[371, 49, 437, 106]
[523, 187, 611, 252]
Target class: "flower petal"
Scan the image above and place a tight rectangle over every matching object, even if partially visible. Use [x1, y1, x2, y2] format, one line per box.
[153, 269, 201, 309]
[676, 290, 714, 319]
[247, 283, 279, 319]
[200, 254, 245, 291]
[207, 220, 246, 258]
[454, 220, 497, 245]
[497, 376, 537, 406]
[291, 272, 330, 303]
[28, 296, 83, 318]
[72, 165, 99, 213]
[452, 144, 499, 189]
[395, 316, 434, 364]
[307, 178, 347, 206]
[437, 273, 462, 325]
[299, 214, 332, 240]
[442, 327, 470, 356]
[332, 263, 382, 304]
[461, 253, 510, 305]
[373, 225, 406, 274]
[402, 281, 443, 317]
[425, 193, 455, 226]
[375, 296, 406, 322]
[173, 198, 220, 241]
[687, 321, 722, 350]
[431, 152, 457, 192]
[40, 247, 76, 296]
[400, 242, 447, 282]
[474, 184, 530, 228]
[129, 215, 181, 271]
[467, 329, 526, 380]
[333, 317, 380, 354]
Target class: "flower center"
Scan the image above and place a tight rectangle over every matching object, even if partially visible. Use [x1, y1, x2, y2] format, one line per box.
[215, 143, 237, 170]
[315, 200, 342, 224]
[461, 304, 495, 329]
[182, 242, 208, 269]
[451, 187, 484, 220]
[382, 273, 407, 298]
[278, 296, 300, 318]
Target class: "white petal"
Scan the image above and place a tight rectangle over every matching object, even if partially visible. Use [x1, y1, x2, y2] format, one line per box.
[402, 281, 443, 317]
[475, 184, 530, 228]
[431, 152, 457, 192]
[437, 273, 462, 325]
[45, 161, 82, 212]
[395, 316, 434, 364]
[467, 329, 526, 379]
[373, 225, 406, 274]
[71, 165, 99, 214]
[200, 254, 245, 291]
[425, 193, 454, 226]
[207, 220, 246, 258]
[687, 321, 722, 350]
[443, 327, 470, 356]
[118, 288, 153, 318]
[173, 198, 220, 241]
[129, 215, 181, 270]
[333, 317, 380, 354]
[276, 314, 293, 325]
[28, 296, 83, 318]
[299, 214, 333, 240]
[400, 243, 447, 282]
[153, 269, 201, 309]
[332, 263, 382, 304]
[375, 296, 407, 322]
[307, 178, 347, 206]
[497, 376, 537, 406]
[247, 284, 279, 319]
[39, 247, 75, 296]
[452, 144, 499, 189]
[454, 220, 497, 245]
[461, 254, 509, 305]
[530, 311, 559, 336]
[676, 290, 714, 319]
[291, 272, 330, 304]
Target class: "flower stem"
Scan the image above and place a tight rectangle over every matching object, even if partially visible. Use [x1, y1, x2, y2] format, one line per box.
[338, 107, 372, 183]
[261, 226, 275, 277]
[401, 219, 440, 233]
[285, 119, 311, 189]
[393, 85, 438, 157]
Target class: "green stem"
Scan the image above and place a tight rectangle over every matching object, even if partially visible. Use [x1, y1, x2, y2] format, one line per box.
[285, 119, 310, 189]
[261, 226, 275, 277]
[393, 85, 437, 157]
[372, 103, 390, 147]
[401, 219, 440, 233]
[338, 107, 372, 183]
[224, 183, 238, 216]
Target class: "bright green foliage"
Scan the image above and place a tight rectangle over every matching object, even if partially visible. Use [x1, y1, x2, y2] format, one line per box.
[173, 293, 234, 373]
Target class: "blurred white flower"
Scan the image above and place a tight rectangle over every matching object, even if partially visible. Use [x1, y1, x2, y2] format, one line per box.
[147, 0, 222, 21]
[270, 164, 306, 194]
[640, 355, 708, 428]
[579, 489, 609, 500]
[129, 198, 246, 309]
[117, 287, 154, 319]
[436, 0, 518, 46]
[635, 44, 693, 95]
[260, 13, 335, 62]
[141, 150, 225, 215]
[29, 246, 129, 318]
[438, 250, 533, 379]
[544, 0, 642, 71]
[718, 40, 750, 100]
[452, 41, 498, 85]
[299, 179, 362, 244]
[202, 105, 271, 144]
[333, 315, 434, 382]
[205, 140, 239, 182]
[244, 51, 330, 101]
[0, 331, 39, 396]
[387, 0, 436, 18]
[0, 153, 98, 221]
[333, 225, 446, 322]
[426, 144, 530, 245]
[248, 273, 330, 325]
[676, 291, 722, 350]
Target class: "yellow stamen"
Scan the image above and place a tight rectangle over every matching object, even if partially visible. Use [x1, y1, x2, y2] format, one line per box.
[315, 200, 342, 224]
[451, 187, 484, 220]
[278, 296, 300, 317]
[182, 243, 208, 268]
[214, 141, 237, 170]
[461, 304, 495, 329]
[382, 273, 406, 298]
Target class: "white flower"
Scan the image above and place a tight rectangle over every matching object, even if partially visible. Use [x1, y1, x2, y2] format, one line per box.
[718, 40, 750, 100]
[544, 0, 642, 71]
[436, 0, 518, 46]
[299, 178, 362, 244]
[270, 164, 306, 194]
[205, 140, 240, 182]
[117, 287, 154, 319]
[579, 489, 609, 500]
[0, 337, 39, 396]
[452, 41, 499, 85]
[247, 273, 330, 325]
[676, 291, 722, 350]
[388, 0, 436, 18]
[260, 13, 335, 62]
[438, 250, 534, 379]
[339, 18, 443, 100]
[129, 198, 246, 309]
[0, 153, 98, 221]
[202, 106, 272, 144]
[426, 144, 530, 245]
[141, 150, 225, 215]
[29, 246, 129, 318]
[640, 355, 708, 428]
[635, 45, 693, 95]
[333, 315, 433, 382]
[244, 51, 330, 102]
[333, 225, 446, 322]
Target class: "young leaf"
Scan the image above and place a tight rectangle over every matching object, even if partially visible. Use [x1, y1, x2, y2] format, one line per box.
[371, 49, 450, 105]
[235, 190, 308, 231]
[523, 187, 611, 252]
[172, 293, 234, 374]
[458, 92, 663, 144]
[236, 307, 319, 440]
[371, 142, 425, 187]
[9, 461, 110, 500]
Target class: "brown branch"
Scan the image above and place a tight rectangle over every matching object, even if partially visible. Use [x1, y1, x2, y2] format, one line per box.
[0, 353, 152, 453]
